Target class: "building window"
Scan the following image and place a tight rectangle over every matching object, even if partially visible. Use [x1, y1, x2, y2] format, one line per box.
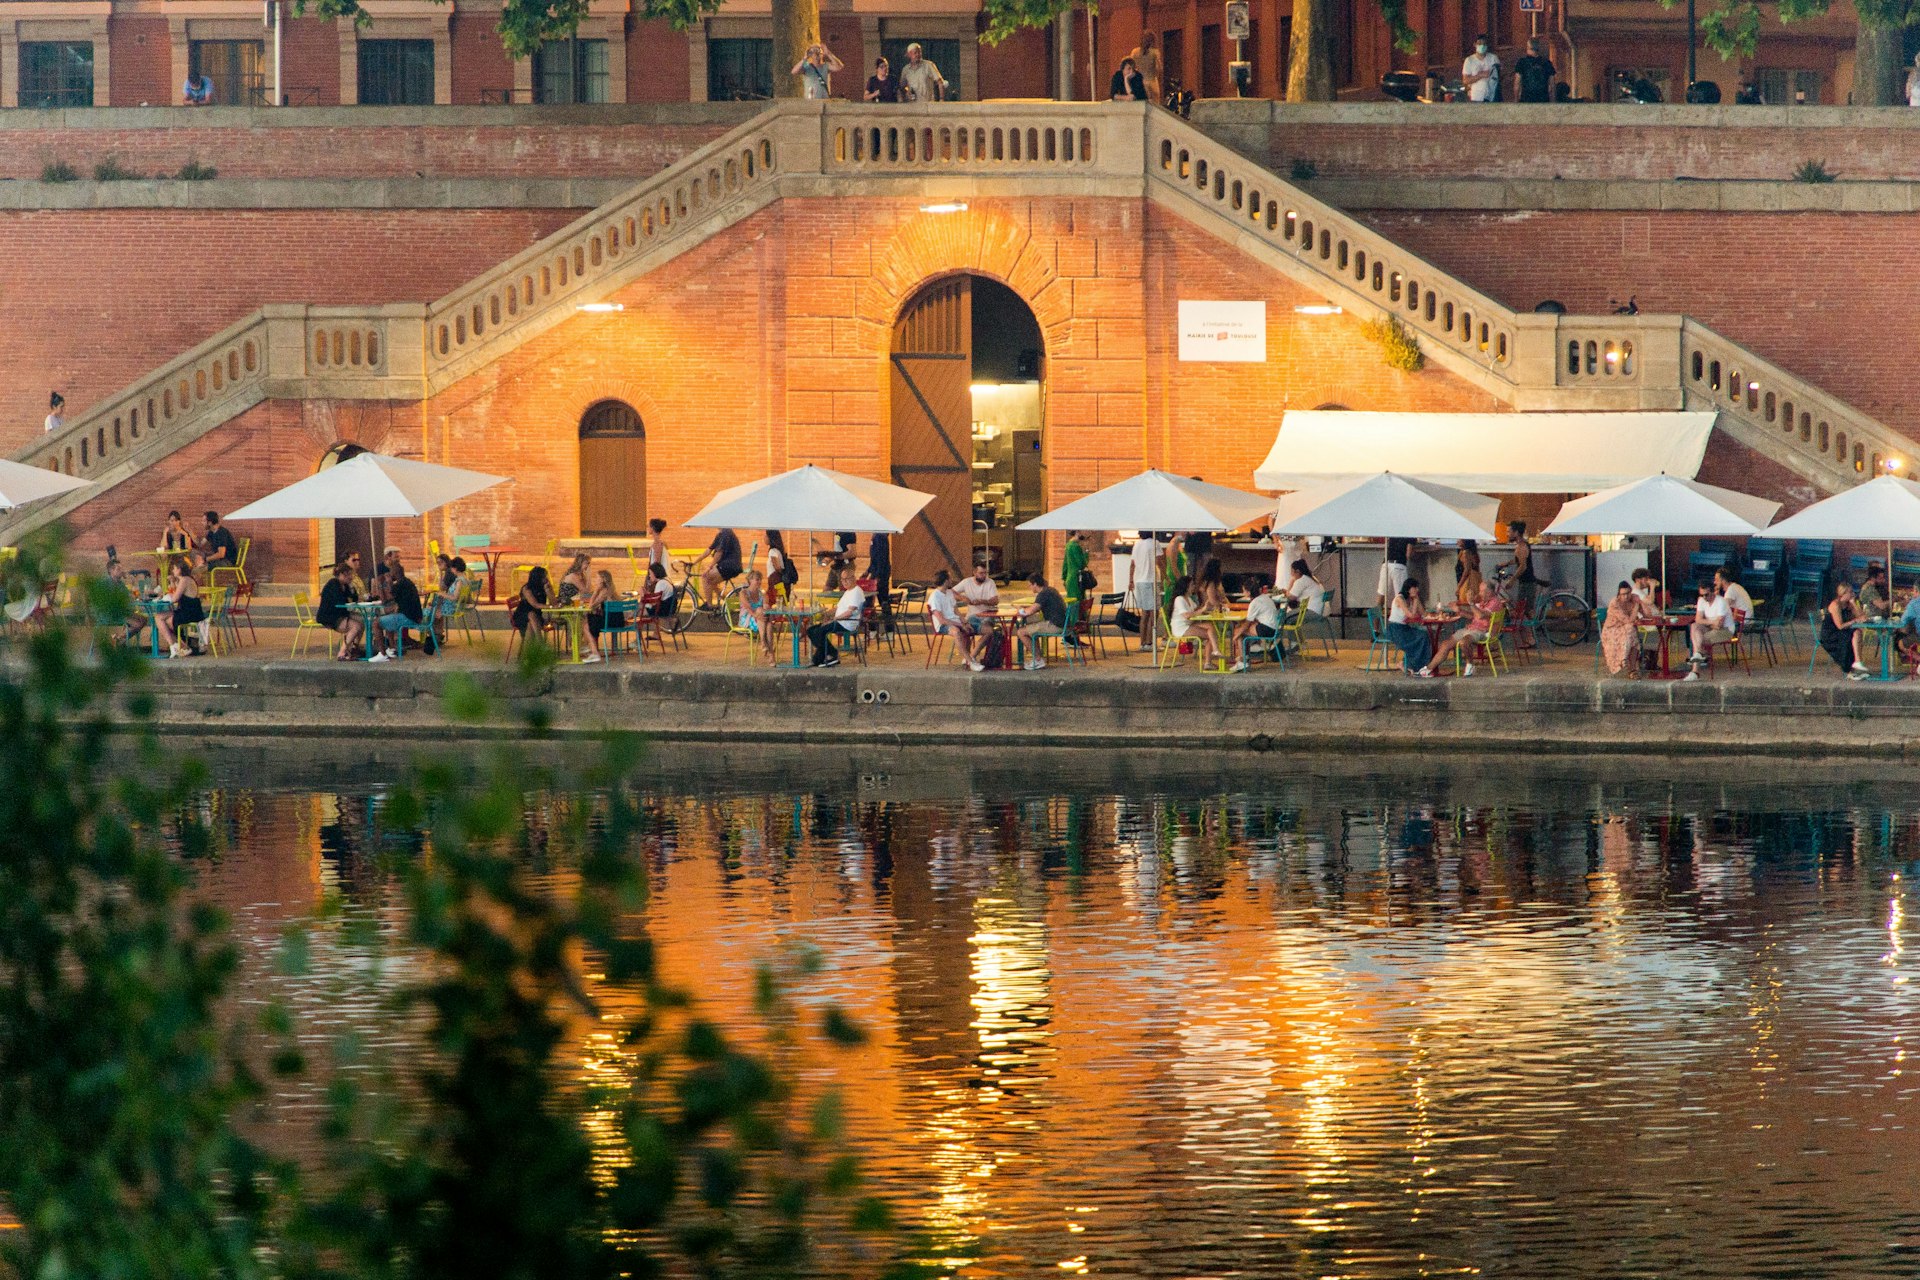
[190, 40, 267, 107]
[535, 37, 609, 103]
[880, 38, 962, 99]
[19, 42, 94, 108]
[358, 39, 435, 105]
[1757, 67, 1820, 104]
[578, 400, 647, 536]
[707, 37, 772, 101]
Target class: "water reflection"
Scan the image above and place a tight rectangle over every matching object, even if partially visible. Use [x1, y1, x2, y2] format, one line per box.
[178, 743, 1920, 1280]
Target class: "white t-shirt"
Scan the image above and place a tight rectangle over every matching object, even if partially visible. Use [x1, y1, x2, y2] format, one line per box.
[834, 585, 866, 631]
[1389, 595, 1415, 625]
[1129, 538, 1159, 602]
[1247, 592, 1282, 630]
[1463, 51, 1499, 101]
[1170, 595, 1195, 637]
[1721, 582, 1755, 622]
[44, 412, 62, 434]
[927, 586, 962, 629]
[900, 59, 944, 102]
[1290, 576, 1327, 615]
[955, 575, 998, 613]
[1376, 559, 1408, 604]
[1275, 538, 1307, 589]
[1698, 595, 1734, 633]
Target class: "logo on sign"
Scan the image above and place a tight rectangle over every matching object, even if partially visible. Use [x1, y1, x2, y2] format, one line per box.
[1178, 301, 1267, 363]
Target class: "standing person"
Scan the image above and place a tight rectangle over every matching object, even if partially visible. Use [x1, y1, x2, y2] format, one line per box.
[182, 71, 214, 105]
[1131, 31, 1164, 104]
[646, 517, 669, 578]
[1508, 521, 1538, 626]
[765, 530, 797, 601]
[1110, 57, 1147, 101]
[1908, 51, 1920, 107]
[1462, 35, 1500, 102]
[1127, 531, 1159, 649]
[807, 574, 866, 668]
[1375, 538, 1411, 610]
[1060, 530, 1091, 643]
[867, 531, 893, 633]
[1513, 38, 1555, 103]
[1455, 543, 1483, 606]
[899, 43, 947, 102]
[43, 392, 65, 435]
[791, 43, 844, 100]
[864, 57, 900, 102]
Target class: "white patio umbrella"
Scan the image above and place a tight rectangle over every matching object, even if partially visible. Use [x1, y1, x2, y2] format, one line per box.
[684, 465, 934, 596]
[1269, 472, 1500, 541]
[0, 460, 92, 511]
[225, 452, 510, 576]
[1544, 474, 1778, 598]
[1765, 474, 1920, 589]
[1016, 469, 1275, 534]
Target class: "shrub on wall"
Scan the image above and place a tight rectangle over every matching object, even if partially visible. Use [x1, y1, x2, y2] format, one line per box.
[1361, 314, 1425, 373]
[39, 161, 78, 183]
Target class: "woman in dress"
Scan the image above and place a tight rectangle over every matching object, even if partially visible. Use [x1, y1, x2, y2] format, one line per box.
[1819, 581, 1868, 678]
[1599, 580, 1647, 676]
[157, 561, 206, 658]
[1386, 579, 1433, 676]
[512, 566, 551, 640]
[557, 553, 591, 606]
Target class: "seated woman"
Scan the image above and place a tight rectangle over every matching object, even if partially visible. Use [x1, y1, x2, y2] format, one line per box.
[557, 553, 592, 607]
[1229, 577, 1283, 671]
[1819, 581, 1869, 679]
[641, 562, 677, 618]
[1427, 580, 1499, 676]
[580, 568, 624, 664]
[1167, 575, 1221, 667]
[436, 553, 458, 593]
[1386, 579, 1433, 677]
[511, 566, 551, 640]
[738, 569, 770, 661]
[156, 562, 206, 658]
[316, 561, 365, 660]
[1598, 580, 1650, 677]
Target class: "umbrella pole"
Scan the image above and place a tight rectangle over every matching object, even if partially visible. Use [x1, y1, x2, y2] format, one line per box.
[1661, 536, 1668, 609]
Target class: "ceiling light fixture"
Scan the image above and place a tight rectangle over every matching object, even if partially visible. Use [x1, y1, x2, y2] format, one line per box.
[576, 302, 624, 313]
[919, 201, 969, 214]
[1293, 304, 1342, 315]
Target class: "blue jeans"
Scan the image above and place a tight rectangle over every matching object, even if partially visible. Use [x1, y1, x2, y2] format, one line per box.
[1386, 621, 1432, 671]
[377, 613, 418, 650]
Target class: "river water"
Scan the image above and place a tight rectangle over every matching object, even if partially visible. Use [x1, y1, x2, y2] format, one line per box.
[186, 740, 1920, 1279]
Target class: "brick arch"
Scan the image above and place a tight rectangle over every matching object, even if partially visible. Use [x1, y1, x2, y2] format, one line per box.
[555, 382, 666, 434]
[862, 206, 1070, 339]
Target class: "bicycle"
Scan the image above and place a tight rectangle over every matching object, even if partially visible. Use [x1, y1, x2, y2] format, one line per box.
[1536, 590, 1595, 646]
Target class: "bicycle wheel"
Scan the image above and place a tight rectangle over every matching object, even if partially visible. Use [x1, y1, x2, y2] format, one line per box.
[1539, 591, 1592, 646]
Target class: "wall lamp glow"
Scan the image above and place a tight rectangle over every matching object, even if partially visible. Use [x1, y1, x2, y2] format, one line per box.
[920, 202, 969, 214]
[1748, 381, 1760, 390]
[1885, 458, 1904, 473]
[576, 302, 624, 313]
[1293, 304, 1343, 315]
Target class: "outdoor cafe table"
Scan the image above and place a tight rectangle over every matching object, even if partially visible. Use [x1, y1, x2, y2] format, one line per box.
[141, 547, 195, 581]
[134, 595, 172, 658]
[342, 600, 384, 659]
[546, 603, 590, 663]
[766, 604, 818, 668]
[1641, 614, 1693, 680]
[1189, 611, 1242, 673]
[1854, 618, 1907, 681]
[470, 547, 520, 604]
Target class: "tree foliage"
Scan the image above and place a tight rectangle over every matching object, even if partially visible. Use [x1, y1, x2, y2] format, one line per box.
[291, 0, 722, 62]
[0, 543, 926, 1280]
[1684, 0, 1920, 61]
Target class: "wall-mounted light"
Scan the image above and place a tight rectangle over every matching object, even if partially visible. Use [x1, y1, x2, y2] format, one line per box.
[920, 202, 968, 214]
[1748, 381, 1760, 391]
[1293, 304, 1342, 316]
[576, 302, 624, 313]
[1885, 458, 1904, 473]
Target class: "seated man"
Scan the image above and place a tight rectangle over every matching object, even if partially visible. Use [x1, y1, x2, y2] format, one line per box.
[199, 510, 239, 576]
[371, 558, 426, 661]
[1014, 572, 1067, 670]
[926, 569, 982, 669]
[1229, 577, 1284, 672]
[1685, 581, 1734, 676]
[103, 558, 149, 647]
[954, 563, 1000, 637]
[807, 576, 866, 668]
[1429, 580, 1499, 676]
[316, 561, 365, 660]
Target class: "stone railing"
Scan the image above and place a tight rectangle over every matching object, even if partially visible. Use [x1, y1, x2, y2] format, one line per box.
[8, 101, 1911, 544]
[1680, 320, 1911, 489]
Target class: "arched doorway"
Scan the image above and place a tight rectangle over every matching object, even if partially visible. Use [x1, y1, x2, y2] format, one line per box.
[889, 275, 1044, 582]
[315, 442, 378, 576]
[578, 399, 647, 535]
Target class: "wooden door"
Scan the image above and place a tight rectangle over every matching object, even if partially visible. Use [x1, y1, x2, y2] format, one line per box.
[579, 400, 646, 535]
[890, 277, 973, 582]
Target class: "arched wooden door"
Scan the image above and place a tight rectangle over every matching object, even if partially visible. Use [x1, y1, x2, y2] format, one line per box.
[579, 400, 647, 535]
[889, 277, 973, 582]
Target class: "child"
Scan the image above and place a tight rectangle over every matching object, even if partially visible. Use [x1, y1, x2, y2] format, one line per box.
[740, 570, 770, 661]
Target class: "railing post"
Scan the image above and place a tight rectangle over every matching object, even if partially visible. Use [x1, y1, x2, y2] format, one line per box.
[381, 303, 429, 383]
[1506, 312, 1561, 398]
[1632, 314, 1685, 410]
[260, 304, 310, 381]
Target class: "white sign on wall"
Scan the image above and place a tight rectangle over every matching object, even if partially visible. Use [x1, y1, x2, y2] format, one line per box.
[1178, 300, 1267, 363]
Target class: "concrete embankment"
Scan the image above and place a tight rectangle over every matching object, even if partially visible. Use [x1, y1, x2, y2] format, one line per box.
[127, 660, 1920, 757]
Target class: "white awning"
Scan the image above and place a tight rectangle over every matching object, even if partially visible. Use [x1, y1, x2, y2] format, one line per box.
[1254, 411, 1718, 494]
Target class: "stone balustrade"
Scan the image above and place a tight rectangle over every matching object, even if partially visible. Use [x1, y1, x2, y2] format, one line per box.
[6, 100, 1907, 543]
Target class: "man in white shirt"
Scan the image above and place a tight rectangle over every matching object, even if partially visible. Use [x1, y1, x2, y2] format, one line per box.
[1462, 37, 1500, 102]
[1685, 583, 1734, 676]
[954, 562, 999, 627]
[807, 579, 866, 667]
[1229, 579, 1284, 672]
[899, 43, 947, 103]
[1715, 568, 1755, 625]
[1126, 532, 1161, 648]
[926, 568, 983, 670]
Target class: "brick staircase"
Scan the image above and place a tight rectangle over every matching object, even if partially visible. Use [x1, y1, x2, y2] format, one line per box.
[5, 101, 1902, 543]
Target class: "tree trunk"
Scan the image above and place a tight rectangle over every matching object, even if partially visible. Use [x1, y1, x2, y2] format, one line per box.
[1286, 0, 1334, 101]
[1054, 11, 1076, 100]
[771, 0, 820, 100]
[1853, 17, 1903, 105]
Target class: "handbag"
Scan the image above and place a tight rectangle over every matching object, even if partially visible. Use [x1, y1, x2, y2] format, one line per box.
[1115, 607, 1141, 634]
[1077, 568, 1098, 595]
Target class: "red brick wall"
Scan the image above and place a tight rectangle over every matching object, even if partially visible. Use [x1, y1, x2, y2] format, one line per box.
[279, 14, 342, 107]
[0, 118, 735, 180]
[0, 208, 576, 453]
[107, 15, 173, 108]
[450, 12, 517, 106]
[1357, 208, 1920, 438]
[1226, 116, 1920, 183]
[627, 21, 690, 101]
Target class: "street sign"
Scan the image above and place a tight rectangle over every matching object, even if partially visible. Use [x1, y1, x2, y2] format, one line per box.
[1225, 0, 1251, 41]
[1518, 0, 1544, 12]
